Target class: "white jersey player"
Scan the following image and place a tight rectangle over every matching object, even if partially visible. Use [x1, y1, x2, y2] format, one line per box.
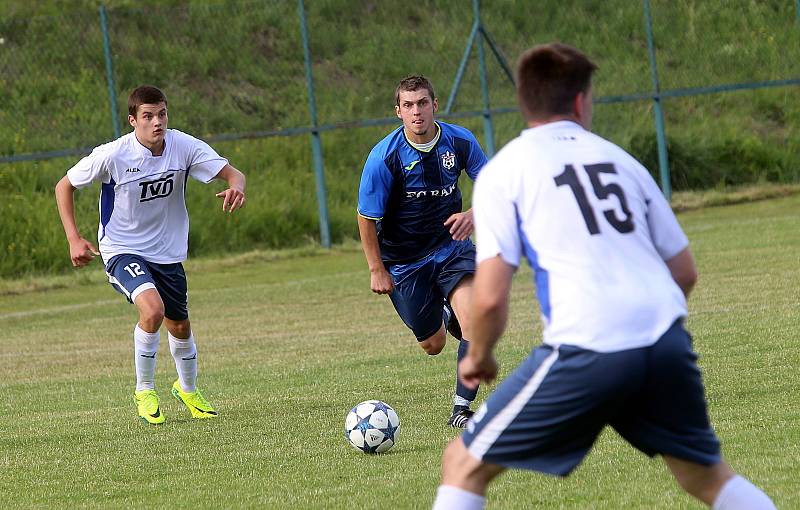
[432, 43, 775, 510]
[55, 85, 246, 425]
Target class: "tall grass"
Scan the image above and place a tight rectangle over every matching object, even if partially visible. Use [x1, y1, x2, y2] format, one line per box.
[1, 0, 799, 277]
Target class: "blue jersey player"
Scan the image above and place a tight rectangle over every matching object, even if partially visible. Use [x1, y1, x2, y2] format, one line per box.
[431, 44, 775, 510]
[357, 76, 488, 428]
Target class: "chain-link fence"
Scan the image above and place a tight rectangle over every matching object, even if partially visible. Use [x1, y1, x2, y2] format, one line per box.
[1, 0, 799, 275]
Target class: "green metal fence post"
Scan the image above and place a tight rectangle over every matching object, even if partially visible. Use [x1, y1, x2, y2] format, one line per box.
[99, 5, 120, 139]
[298, 0, 331, 248]
[479, 26, 515, 86]
[474, 0, 495, 156]
[643, 0, 671, 199]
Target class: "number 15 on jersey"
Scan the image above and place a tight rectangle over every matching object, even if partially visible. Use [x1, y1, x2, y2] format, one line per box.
[554, 162, 635, 235]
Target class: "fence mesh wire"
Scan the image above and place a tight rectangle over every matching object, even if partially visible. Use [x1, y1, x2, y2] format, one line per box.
[2, 0, 798, 161]
[1, 1, 800, 277]
[0, 11, 109, 155]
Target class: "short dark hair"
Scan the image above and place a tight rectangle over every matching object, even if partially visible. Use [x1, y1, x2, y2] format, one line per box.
[395, 75, 435, 105]
[128, 85, 168, 117]
[516, 43, 597, 122]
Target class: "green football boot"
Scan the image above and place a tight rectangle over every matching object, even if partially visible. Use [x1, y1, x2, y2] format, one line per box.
[171, 380, 218, 419]
[134, 389, 165, 425]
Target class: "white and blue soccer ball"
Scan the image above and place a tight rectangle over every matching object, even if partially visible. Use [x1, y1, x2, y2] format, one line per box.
[345, 400, 400, 454]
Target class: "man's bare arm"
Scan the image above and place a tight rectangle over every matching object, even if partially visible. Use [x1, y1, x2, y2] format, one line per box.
[55, 175, 99, 267]
[357, 214, 394, 294]
[665, 247, 698, 298]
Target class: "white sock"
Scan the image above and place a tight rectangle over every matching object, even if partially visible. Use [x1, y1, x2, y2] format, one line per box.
[453, 396, 472, 408]
[432, 485, 485, 510]
[134, 325, 160, 391]
[169, 332, 197, 393]
[712, 475, 776, 510]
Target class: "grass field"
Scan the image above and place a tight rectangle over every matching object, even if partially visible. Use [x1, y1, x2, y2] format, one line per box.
[1, 195, 798, 509]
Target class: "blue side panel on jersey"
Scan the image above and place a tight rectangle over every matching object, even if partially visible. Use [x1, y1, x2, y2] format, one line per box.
[99, 177, 116, 241]
[381, 148, 404, 215]
[516, 209, 551, 321]
[452, 136, 471, 173]
[357, 142, 400, 219]
[384, 149, 404, 181]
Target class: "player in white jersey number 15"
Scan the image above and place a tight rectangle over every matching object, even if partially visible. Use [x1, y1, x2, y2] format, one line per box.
[431, 43, 776, 510]
[55, 85, 246, 425]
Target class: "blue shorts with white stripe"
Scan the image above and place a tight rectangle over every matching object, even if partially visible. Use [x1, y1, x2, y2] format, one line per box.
[105, 253, 189, 321]
[461, 320, 721, 476]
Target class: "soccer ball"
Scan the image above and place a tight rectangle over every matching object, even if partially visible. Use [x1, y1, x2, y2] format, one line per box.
[345, 400, 400, 454]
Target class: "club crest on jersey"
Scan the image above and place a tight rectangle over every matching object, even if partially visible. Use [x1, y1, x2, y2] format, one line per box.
[139, 173, 175, 202]
[441, 151, 456, 170]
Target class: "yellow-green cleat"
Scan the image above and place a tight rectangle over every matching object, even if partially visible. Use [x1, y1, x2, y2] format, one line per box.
[134, 389, 165, 425]
[171, 380, 218, 419]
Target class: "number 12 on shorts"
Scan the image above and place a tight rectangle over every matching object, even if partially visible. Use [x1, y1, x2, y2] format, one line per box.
[554, 163, 634, 235]
[124, 262, 145, 278]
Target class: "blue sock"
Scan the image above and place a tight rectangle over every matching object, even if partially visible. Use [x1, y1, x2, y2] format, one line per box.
[455, 339, 478, 409]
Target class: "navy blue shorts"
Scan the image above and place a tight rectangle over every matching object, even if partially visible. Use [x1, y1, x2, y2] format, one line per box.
[388, 238, 475, 341]
[105, 254, 189, 321]
[462, 320, 721, 476]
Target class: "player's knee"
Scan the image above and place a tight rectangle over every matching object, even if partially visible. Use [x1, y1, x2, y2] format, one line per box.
[422, 342, 445, 356]
[168, 321, 191, 339]
[420, 331, 446, 355]
[442, 438, 467, 475]
[136, 301, 165, 331]
[138, 309, 164, 331]
[441, 438, 498, 488]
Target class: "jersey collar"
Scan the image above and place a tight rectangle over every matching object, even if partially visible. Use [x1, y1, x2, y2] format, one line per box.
[404, 121, 441, 153]
[523, 120, 584, 134]
[133, 130, 169, 158]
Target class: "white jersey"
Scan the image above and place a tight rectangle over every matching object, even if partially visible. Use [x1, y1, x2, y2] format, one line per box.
[67, 129, 227, 265]
[473, 121, 688, 352]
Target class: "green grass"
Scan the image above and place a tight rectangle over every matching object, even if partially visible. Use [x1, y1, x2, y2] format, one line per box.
[1, 196, 798, 508]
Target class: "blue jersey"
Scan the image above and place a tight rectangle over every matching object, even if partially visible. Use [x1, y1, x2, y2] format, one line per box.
[357, 121, 487, 264]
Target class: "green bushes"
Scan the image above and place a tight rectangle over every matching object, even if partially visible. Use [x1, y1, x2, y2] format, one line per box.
[629, 132, 796, 190]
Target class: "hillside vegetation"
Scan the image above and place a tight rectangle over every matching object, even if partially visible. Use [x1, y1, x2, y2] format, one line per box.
[1, 0, 799, 277]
